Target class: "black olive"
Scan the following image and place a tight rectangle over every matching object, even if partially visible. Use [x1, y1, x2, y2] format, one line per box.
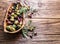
[8, 11, 11, 14]
[15, 25, 20, 30]
[29, 36, 33, 39]
[31, 12, 34, 14]
[7, 15, 11, 19]
[34, 32, 37, 36]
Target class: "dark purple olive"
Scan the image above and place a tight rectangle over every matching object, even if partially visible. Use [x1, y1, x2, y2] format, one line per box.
[18, 17, 22, 22]
[7, 15, 11, 19]
[8, 11, 11, 14]
[18, 15, 23, 18]
[6, 19, 8, 22]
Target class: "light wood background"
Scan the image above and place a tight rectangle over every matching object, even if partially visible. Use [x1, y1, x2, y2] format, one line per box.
[0, 0, 60, 44]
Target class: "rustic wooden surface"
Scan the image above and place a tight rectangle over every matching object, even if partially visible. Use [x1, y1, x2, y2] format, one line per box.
[0, 0, 60, 44]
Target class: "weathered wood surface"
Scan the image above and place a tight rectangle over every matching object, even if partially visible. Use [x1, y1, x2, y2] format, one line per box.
[0, 0, 60, 44]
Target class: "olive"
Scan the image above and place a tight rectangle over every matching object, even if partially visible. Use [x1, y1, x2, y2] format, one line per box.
[10, 26, 16, 31]
[12, 3, 17, 9]
[13, 24, 17, 29]
[6, 19, 8, 22]
[17, 12, 20, 15]
[15, 25, 20, 30]
[10, 18, 14, 22]
[29, 35, 33, 39]
[7, 15, 11, 19]
[18, 17, 22, 22]
[11, 15, 14, 18]
[34, 32, 37, 36]
[8, 9, 12, 14]
[17, 24, 21, 28]
[11, 13, 15, 16]
[28, 26, 35, 31]
[14, 14, 18, 18]
[12, 9, 15, 12]
[7, 20, 13, 25]
[18, 15, 21, 18]
[6, 26, 10, 31]
[6, 25, 16, 31]
[16, 10, 19, 12]
[11, 6, 16, 11]
[16, 4, 19, 10]
[14, 20, 19, 25]
[8, 11, 11, 14]
[20, 21, 22, 25]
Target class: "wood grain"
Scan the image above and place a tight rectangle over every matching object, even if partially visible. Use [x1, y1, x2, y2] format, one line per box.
[0, 0, 60, 44]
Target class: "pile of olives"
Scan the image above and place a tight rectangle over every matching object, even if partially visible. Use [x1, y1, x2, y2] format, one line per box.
[6, 2, 30, 32]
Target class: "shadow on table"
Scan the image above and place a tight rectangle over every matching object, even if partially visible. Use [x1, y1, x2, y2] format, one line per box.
[3, 31, 22, 41]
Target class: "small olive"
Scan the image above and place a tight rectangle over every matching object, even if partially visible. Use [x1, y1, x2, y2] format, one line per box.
[10, 27, 16, 31]
[10, 18, 14, 22]
[6, 26, 10, 31]
[11, 13, 15, 16]
[14, 20, 19, 24]
[13, 24, 17, 29]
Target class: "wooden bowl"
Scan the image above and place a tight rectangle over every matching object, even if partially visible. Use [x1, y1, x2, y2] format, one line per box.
[4, 3, 25, 33]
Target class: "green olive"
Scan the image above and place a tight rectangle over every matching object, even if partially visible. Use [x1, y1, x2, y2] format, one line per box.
[13, 24, 17, 29]
[29, 26, 35, 31]
[11, 13, 15, 16]
[14, 14, 18, 18]
[11, 16, 14, 19]
[10, 18, 14, 21]
[14, 20, 19, 24]
[17, 12, 20, 15]
[17, 24, 21, 28]
[6, 26, 10, 30]
[10, 27, 16, 31]
[20, 21, 22, 25]
[17, 10, 20, 13]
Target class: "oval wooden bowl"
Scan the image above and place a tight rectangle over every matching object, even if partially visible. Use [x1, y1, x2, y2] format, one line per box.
[4, 3, 25, 33]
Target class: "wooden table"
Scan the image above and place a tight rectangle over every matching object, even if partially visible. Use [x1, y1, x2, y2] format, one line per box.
[0, 0, 60, 44]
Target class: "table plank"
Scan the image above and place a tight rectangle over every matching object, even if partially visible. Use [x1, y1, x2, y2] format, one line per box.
[0, 0, 60, 44]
